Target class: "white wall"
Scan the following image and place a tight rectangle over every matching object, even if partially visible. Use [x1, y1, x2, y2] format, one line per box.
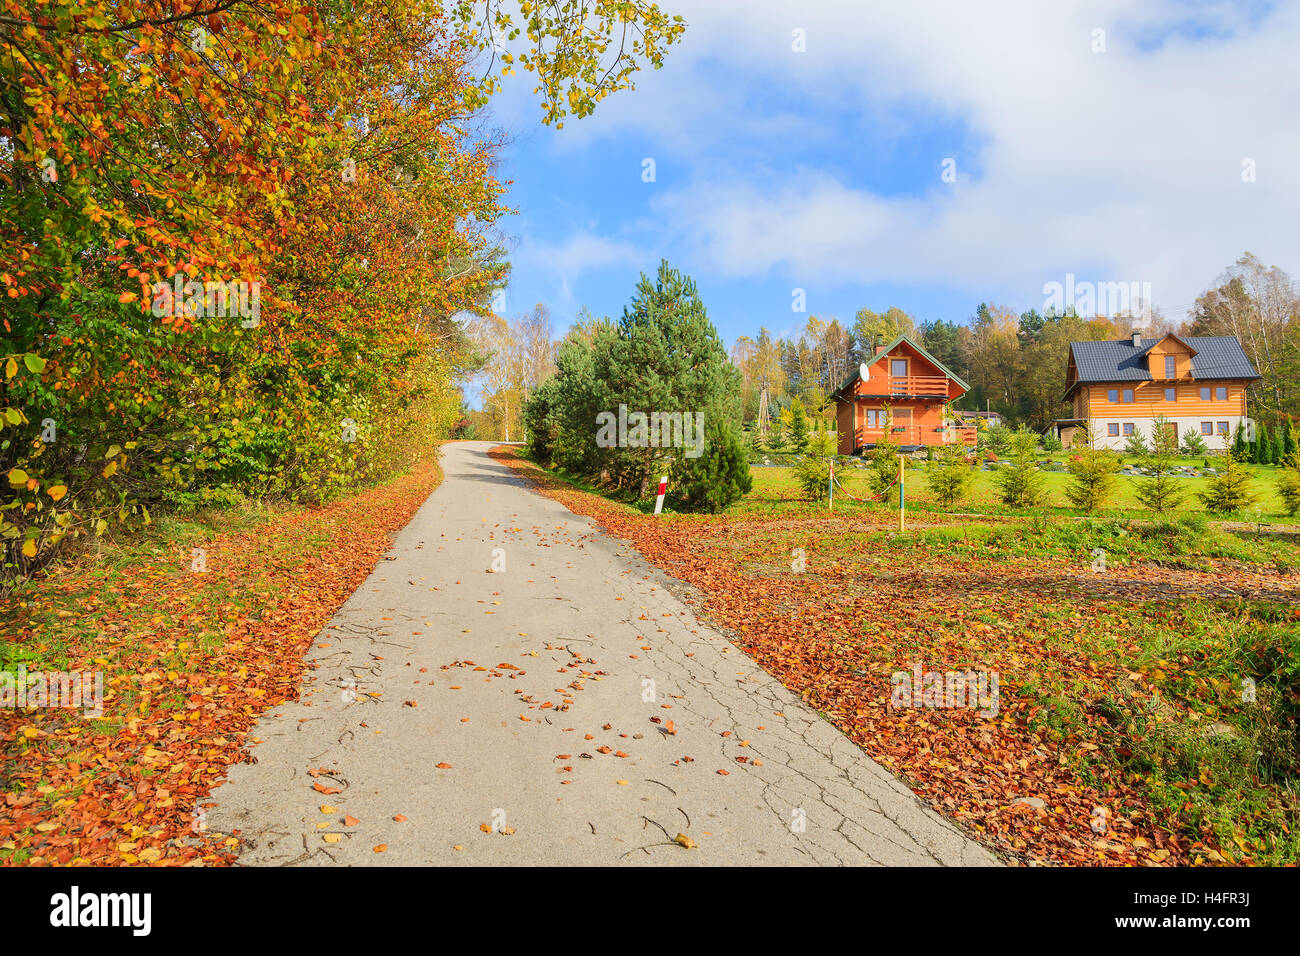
[1089, 416, 1253, 451]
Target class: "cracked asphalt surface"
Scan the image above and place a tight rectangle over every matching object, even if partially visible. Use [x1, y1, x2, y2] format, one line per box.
[207, 441, 997, 865]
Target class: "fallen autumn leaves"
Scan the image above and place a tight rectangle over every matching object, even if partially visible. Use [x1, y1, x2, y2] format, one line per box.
[0, 463, 443, 865]
[493, 446, 1298, 866]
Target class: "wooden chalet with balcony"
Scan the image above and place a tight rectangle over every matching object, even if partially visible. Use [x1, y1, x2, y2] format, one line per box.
[828, 334, 973, 455]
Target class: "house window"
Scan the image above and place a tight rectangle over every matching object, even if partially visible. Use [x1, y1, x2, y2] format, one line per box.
[1122, 389, 1134, 403]
[1165, 356, 1176, 377]
[866, 409, 886, 428]
[1217, 421, 1229, 435]
[1107, 423, 1120, 437]
[1200, 386, 1211, 401]
[1122, 423, 1135, 436]
[1201, 421, 1213, 435]
[1216, 386, 1227, 401]
[1107, 388, 1119, 403]
[1164, 387, 1176, 402]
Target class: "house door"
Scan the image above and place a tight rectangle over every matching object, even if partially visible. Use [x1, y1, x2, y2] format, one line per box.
[893, 406, 912, 441]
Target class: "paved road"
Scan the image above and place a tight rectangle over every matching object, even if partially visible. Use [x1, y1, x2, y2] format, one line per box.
[208, 441, 996, 866]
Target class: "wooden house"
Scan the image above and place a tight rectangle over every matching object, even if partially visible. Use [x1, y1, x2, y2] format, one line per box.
[1060, 332, 1260, 450]
[828, 335, 973, 455]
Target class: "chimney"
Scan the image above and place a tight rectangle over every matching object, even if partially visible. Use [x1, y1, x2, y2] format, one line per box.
[873, 335, 885, 355]
[1130, 331, 1142, 347]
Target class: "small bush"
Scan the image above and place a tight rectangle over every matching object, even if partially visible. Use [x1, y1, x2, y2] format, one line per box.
[994, 426, 1046, 508]
[1123, 427, 1149, 457]
[1181, 428, 1209, 457]
[980, 423, 1012, 456]
[1133, 414, 1185, 514]
[787, 398, 809, 452]
[670, 421, 753, 513]
[1197, 454, 1259, 514]
[864, 409, 901, 498]
[926, 444, 974, 508]
[1065, 447, 1120, 512]
[1277, 451, 1300, 517]
[793, 429, 836, 502]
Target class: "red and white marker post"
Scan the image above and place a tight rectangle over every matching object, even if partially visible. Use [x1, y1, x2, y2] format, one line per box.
[653, 475, 668, 515]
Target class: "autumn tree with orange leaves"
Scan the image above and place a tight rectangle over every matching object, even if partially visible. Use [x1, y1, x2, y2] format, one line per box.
[0, 0, 685, 584]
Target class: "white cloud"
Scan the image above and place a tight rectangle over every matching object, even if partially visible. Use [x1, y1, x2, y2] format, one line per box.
[503, 0, 1300, 318]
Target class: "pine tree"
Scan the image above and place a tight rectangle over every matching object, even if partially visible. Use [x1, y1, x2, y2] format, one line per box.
[602, 260, 747, 501]
[1277, 439, 1300, 516]
[864, 407, 900, 497]
[1180, 428, 1208, 457]
[767, 408, 786, 451]
[1133, 414, 1185, 513]
[788, 397, 809, 452]
[994, 426, 1046, 508]
[794, 428, 836, 502]
[671, 419, 753, 513]
[1232, 422, 1248, 459]
[540, 260, 750, 509]
[1198, 452, 1259, 514]
[926, 443, 974, 508]
[1065, 424, 1120, 512]
[1123, 425, 1149, 458]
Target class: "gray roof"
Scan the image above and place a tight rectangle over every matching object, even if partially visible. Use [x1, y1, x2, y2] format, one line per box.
[1069, 336, 1260, 385]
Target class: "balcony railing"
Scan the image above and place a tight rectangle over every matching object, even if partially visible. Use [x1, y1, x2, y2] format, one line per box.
[950, 424, 978, 444]
[855, 422, 977, 447]
[858, 375, 950, 398]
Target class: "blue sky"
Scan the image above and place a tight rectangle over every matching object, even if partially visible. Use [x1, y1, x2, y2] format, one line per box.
[481, 0, 1296, 353]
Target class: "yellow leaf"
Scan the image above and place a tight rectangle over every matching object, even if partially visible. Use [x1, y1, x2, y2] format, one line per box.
[102, 460, 118, 478]
[4, 358, 15, 379]
[22, 539, 36, 558]
[7, 468, 27, 486]
[47, 484, 67, 501]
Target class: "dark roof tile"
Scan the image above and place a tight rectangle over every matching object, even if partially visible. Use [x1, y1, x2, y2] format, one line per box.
[1069, 336, 1259, 384]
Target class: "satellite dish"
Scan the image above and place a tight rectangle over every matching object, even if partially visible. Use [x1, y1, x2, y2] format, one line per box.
[859, 362, 869, 381]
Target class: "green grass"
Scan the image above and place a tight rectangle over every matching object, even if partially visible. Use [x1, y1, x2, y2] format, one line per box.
[744, 460, 1293, 521]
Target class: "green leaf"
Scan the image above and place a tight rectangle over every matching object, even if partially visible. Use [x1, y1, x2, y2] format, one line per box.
[23, 353, 46, 374]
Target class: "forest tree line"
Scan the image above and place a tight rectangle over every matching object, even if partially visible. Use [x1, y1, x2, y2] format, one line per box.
[472, 252, 1299, 442]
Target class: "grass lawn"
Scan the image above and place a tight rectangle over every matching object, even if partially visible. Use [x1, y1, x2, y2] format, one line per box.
[502, 447, 1300, 866]
[744, 459, 1292, 521]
